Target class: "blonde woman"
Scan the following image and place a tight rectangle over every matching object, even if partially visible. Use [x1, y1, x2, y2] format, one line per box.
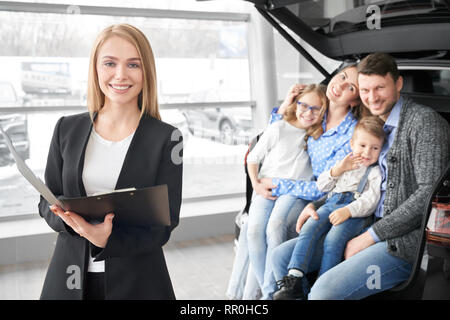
[39, 24, 183, 300]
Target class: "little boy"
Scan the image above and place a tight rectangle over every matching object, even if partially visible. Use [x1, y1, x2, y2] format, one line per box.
[273, 116, 385, 300]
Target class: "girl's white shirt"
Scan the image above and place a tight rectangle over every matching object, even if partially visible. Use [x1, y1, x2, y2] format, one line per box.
[247, 120, 313, 182]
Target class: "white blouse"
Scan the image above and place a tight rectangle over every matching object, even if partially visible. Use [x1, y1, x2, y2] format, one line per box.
[82, 128, 134, 272]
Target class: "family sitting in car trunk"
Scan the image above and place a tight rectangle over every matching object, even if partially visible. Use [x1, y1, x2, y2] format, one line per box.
[227, 52, 450, 300]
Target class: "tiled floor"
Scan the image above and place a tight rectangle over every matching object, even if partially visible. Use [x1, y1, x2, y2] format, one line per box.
[166, 234, 236, 300]
[0, 234, 236, 300]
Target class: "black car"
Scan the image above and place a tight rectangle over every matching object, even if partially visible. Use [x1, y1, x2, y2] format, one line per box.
[0, 81, 30, 167]
[234, 0, 450, 299]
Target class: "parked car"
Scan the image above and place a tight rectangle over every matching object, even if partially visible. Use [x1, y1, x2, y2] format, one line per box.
[0, 81, 30, 167]
[234, 0, 450, 299]
[182, 90, 253, 145]
[183, 106, 252, 145]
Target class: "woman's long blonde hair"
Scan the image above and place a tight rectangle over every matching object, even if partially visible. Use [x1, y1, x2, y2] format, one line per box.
[87, 24, 160, 120]
[284, 83, 328, 142]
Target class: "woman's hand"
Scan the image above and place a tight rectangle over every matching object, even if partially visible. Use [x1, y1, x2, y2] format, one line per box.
[278, 84, 306, 115]
[330, 153, 362, 177]
[50, 205, 114, 248]
[296, 203, 319, 233]
[329, 207, 351, 226]
[256, 178, 278, 200]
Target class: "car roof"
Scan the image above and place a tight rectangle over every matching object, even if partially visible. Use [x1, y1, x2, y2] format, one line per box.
[244, 0, 450, 61]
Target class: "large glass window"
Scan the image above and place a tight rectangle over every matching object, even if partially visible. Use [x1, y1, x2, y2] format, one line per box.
[274, 27, 340, 101]
[0, 4, 253, 218]
[5, 0, 252, 13]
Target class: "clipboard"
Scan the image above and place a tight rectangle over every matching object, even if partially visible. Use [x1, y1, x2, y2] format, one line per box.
[0, 125, 171, 227]
[60, 185, 171, 227]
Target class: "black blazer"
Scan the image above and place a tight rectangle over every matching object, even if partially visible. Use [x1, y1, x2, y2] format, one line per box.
[38, 112, 183, 300]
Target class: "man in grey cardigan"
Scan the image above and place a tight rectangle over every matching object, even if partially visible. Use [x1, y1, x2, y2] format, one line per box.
[308, 53, 450, 299]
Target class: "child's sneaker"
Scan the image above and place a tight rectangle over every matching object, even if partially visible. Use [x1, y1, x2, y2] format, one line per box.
[273, 274, 310, 300]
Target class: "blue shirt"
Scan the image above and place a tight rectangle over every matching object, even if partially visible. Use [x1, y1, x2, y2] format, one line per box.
[368, 97, 403, 242]
[269, 108, 357, 201]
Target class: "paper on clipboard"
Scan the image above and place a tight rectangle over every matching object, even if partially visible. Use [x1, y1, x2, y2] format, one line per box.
[0, 125, 64, 209]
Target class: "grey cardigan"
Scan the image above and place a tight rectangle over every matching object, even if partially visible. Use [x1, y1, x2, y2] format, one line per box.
[371, 96, 450, 263]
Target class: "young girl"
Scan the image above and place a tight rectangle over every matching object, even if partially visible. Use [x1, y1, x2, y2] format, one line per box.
[273, 116, 385, 300]
[246, 84, 327, 300]
[39, 24, 182, 300]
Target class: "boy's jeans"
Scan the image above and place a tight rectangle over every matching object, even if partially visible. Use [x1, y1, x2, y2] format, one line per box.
[272, 237, 412, 299]
[247, 194, 308, 299]
[287, 192, 368, 276]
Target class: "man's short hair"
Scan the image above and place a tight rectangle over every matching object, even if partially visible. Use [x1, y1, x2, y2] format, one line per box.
[357, 52, 400, 82]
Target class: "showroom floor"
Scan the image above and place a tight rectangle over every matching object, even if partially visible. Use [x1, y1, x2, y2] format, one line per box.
[0, 234, 236, 300]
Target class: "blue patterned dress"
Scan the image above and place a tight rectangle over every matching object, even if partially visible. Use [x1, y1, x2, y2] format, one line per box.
[269, 108, 357, 201]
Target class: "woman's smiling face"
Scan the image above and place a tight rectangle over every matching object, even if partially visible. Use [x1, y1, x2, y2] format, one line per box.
[96, 36, 143, 107]
[326, 66, 360, 108]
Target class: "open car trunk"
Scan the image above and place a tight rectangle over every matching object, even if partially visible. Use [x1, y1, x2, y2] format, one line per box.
[245, 0, 450, 60]
[238, 0, 450, 299]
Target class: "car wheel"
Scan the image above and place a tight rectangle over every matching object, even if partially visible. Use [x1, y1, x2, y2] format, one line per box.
[219, 120, 235, 145]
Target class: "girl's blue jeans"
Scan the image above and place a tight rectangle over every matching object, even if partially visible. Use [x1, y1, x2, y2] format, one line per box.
[287, 192, 369, 276]
[226, 198, 307, 300]
[226, 220, 261, 300]
[246, 194, 308, 299]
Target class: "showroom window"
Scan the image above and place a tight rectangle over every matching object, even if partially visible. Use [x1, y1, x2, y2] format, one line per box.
[0, 1, 254, 219]
[273, 25, 340, 102]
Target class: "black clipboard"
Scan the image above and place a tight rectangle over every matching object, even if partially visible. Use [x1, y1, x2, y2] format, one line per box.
[59, 185, 171, 227]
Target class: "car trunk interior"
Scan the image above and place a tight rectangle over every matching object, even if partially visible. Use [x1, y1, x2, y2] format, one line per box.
[243, 0, 450, 299]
